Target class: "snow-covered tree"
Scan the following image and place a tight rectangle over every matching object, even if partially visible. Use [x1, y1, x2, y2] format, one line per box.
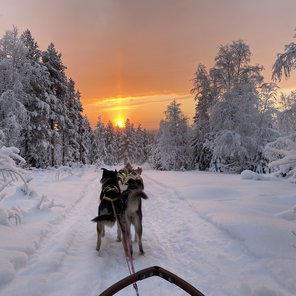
[118, 118, 136, 165]
[134, 124, 150, 164]
[272, 30, 296, 81]
[0, 27, 89, 168]
[42, 43, 67, 166]
[0, 146, 28, 195]
[151, 100, 191, 170]
[271, 30, 296, 137]
[104, 121, 119, 165]
[191, 64, 215, 169]
[18, 30, 52, 167]
[274, 91, 296, 138]
[93, 116, 106, 166]
[0, 88, 28, 148]
[62, 78, 83, 165]
[78, 116, 93, 164]
[211, 131, 248, 173]
[265, 134, 296, 180]
[0, 28, 29, 149]
[0, 27, 27, 89]
[191, 40, 276, 172]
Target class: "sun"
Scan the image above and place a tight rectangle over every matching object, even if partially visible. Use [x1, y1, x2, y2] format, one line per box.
[116, 119, 124, 128]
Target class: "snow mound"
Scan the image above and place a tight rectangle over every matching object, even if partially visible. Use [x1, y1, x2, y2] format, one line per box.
[276, 206, 296, 221]
[241, 170, 267, 180]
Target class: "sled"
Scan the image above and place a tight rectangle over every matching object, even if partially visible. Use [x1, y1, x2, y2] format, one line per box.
[99, 265, 205, 296]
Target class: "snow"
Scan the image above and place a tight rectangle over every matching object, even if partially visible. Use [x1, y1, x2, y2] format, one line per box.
[0, 166, 295, 296]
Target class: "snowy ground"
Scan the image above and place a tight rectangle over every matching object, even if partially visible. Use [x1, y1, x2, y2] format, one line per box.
[0, 166, 295, 296]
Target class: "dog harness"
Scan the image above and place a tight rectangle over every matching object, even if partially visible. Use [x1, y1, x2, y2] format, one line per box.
[101, 184, 121, 202]
[118, 169, 128, 184]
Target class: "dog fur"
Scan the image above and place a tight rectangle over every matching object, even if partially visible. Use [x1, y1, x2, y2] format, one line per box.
[92, 165, 148, 256]
[92, 168, 122, 252]
[120, 176, 148, 255]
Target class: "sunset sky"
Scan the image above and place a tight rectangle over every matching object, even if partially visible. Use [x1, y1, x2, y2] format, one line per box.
[1, 0, 296, 129]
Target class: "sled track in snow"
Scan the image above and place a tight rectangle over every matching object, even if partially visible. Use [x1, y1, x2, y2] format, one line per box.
[142, 172, 295, 296]
[0, 172, 102, 296]
[1, 169, 294, 296]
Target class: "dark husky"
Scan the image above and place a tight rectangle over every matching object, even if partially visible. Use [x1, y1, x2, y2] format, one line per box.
[92, 168, 122, 252]
[120, 176, 148, 255]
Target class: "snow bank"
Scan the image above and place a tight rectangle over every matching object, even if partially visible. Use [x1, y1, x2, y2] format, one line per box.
[240, 169, 269, 180]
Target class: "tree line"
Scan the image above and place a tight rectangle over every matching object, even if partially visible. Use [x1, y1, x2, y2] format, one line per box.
[150, 38, 296, 174]
[0, 27, 154, 168]
[0, 27, 295, 174]
[0, 27, 92, 167]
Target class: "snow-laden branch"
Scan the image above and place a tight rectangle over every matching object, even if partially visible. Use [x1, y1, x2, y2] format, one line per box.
[0, 206, 23, 225]
[37, 195, 65, 210]
[272, 42, 296, 81]
[266, 139, 296, 168]
[55, 166, 73, 181]
[0, 179, 12, 201]
[0, 146, 29, 195]
[265, 137, 296, 180]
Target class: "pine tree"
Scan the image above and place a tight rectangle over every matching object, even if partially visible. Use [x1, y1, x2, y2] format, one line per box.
[134, 124, 150, 164]
[118, 118, 136, 165]
[19, 30, 52, 167]
[151, 100, 191, 170]
[0, 28, 28, 149]
[104, 121, 119, 165]
[191, 64, 215, 169]
[93, 116, 106, 166]
[42, 43, 67, 166]
[0, 27, 89, 168]
[63, 78, 83, 165]
[78, 116, 92, 164]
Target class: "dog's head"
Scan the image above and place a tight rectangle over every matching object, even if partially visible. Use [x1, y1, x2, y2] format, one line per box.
[126, 177, 144, 190]
[131, 167, 142, 176]
[124, 162, 133, 173]
[136, 167, 142, 175]
[100, 168, 118, 185]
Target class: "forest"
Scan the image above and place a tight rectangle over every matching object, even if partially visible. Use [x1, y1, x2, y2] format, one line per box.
[0, 27, 295, 177]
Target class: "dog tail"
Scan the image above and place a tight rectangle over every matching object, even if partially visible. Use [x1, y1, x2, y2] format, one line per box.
[91, 215, 116, 223]
[129, 189, 148, 200]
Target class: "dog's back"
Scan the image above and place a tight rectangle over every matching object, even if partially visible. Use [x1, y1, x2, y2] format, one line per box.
[92, 168, 122, 252]
[125, 188, 148, 213]
[121, 177, 148, 255]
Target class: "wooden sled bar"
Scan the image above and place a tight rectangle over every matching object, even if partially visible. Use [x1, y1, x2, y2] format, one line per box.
[99, 265, 205, 296]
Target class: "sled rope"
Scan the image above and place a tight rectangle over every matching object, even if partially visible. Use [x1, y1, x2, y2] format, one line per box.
[111, 201, 140, 296]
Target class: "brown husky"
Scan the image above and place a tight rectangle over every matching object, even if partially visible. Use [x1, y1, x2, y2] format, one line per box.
[120, 177, 148, 256]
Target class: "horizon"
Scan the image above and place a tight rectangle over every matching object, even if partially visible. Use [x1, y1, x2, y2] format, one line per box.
[1, 0, 296, 129]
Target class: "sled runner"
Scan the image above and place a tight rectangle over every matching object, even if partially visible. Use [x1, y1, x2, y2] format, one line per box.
[99, 265, 205, 296]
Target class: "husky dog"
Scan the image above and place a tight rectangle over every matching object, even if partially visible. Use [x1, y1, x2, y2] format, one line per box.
[117, 167, 129, 192]
[120, 174, 148, 255]
[117, 162, 134, 192]
[92, 168, 122, 252]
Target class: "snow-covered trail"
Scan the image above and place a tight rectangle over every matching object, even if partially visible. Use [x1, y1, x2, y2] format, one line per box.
[0, 169, 104, 296]
[140, 171, 295, 296]
[0, 167, 295, 296]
